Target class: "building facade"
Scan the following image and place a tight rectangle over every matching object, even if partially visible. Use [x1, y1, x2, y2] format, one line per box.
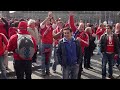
[0, 11, 10, 18]
[7, 11, 120, 24]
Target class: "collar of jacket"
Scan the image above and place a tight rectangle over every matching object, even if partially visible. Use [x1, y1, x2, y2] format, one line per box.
[62, 36, 76, 42]
[104, 32, 114, 36]
[18, 29, 30, 34]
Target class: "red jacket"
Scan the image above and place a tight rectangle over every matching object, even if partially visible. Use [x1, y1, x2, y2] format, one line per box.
[77, 31, 89, 54]
[69, 15, 89, 54]
[8, 27, 18, 39]
[0, 23, 8, 38]
[0, 33, 8, 56]
[92, 29, 95, 34]
[7, 30, 37, 60]
[69, 15, 77, 33]
[96, 27, 106, 40]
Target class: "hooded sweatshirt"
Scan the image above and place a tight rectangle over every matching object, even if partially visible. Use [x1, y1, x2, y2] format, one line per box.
[0, 33, 8, 56]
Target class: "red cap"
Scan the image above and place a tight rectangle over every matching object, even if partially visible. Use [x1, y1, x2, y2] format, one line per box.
[18, 21, 27, 29]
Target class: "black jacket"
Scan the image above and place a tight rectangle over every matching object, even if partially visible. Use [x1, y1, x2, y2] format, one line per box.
[88, 34, 96, 51]
[116, 34, 120, 47]
[99, 33, 119, 54]
[57, 38, 83, 67]
[1, 17, 9, 38]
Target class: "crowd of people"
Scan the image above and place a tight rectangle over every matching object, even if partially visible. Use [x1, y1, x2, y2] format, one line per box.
[0, 11, 120, 79]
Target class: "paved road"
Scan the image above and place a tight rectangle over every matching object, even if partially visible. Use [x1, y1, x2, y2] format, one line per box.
[1, 50, 120, 79]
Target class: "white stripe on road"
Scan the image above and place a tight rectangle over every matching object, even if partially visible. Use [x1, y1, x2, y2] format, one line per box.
[81, 75, 89, 79]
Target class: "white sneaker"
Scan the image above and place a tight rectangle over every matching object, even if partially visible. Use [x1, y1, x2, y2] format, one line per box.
[32, 63, 38, 66]
[117, 65, 120, 70]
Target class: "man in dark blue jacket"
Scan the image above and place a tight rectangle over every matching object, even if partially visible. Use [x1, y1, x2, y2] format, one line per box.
[57, 27, 82, 79]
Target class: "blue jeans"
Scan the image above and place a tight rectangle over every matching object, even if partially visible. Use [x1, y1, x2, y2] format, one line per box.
[0, 56, 7, 79]
[102, 52, 114, 77]
[62, 64, 79, 79]
[41, 43, 53, 73]
[116, 58, 120, 65]
[97, 44, 101, 55]
[52, 46, 58, 71]
[113, 57, 120, 66]
[38, 41, 42, 55]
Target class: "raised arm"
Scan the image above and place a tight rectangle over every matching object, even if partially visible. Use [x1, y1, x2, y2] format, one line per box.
[40, 17, 50, 29]
[53, 28, 63, 40]
[69, 11, 77, 33]
[1, 17, 8, 26]
[1, 17, 9, 35]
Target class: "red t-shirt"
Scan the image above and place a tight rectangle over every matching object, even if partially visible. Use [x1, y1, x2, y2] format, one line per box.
[40, 25, 54, 44]
[106, 36, 114, 53]
[53, 27, 62, 46]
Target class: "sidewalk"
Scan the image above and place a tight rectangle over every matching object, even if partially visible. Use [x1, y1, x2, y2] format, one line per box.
[1, 50, 120, 79]
[0, 55, 54, 79]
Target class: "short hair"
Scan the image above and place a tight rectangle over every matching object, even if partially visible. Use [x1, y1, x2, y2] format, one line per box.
[63, 27, 72, 32]
[99, 23, 104, 27]
[85, 27, 91, 32]
[11, 23, 15, 27]
[89, 24, 93, 27]
[19, 18, 25, 21]
[76, 23, 79, 27]
[106, 24, 112, 30]
[14, 21, 19, 27]
[28, 19, 36, 26]
[57, 21, 65, 28]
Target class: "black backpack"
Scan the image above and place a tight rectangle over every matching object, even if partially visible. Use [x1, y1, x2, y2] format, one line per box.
[16, 34, 35, 60]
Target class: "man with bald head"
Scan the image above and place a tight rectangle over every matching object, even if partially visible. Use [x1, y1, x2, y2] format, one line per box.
[115, 23, 120, 34]
[96, 23, 106, 55]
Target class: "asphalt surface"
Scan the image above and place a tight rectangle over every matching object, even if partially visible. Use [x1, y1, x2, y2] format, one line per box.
[1, 50, 120, 79]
